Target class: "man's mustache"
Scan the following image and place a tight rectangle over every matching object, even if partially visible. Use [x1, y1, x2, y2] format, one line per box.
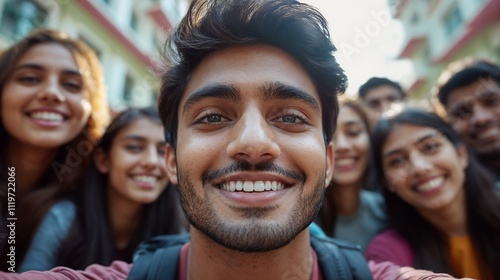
[202, 160, 305, 185]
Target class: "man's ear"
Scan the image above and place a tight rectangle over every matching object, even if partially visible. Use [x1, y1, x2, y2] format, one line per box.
[325, 142, 334, 188]
[94, 148, 110, 174]
[165, 144, 178, 185]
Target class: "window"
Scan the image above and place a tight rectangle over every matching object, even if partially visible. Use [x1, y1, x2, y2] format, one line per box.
[123, 75, 135, 104]
[444, 5, 463, 36]
[130, 12, 138, 31]
[410, 11, 419, 24]
[0, 0, 48, 40]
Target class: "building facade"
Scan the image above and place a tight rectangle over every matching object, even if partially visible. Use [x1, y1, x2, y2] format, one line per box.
[395, 0, 500, 102]
[0, 0, 188, 111]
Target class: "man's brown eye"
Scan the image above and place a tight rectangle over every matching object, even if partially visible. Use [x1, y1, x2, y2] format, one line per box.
[282, 115, 297, 123]
[207, 115, 222, 122]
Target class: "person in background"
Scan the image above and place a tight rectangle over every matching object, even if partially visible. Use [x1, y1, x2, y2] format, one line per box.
[358, 77, 406, 118]
[435, 59, 500, 186]
[316, 97, 387, 251]
[365, 107, 500, 280]
[0, 29, 109, 270]
[19, 107, 188, 271]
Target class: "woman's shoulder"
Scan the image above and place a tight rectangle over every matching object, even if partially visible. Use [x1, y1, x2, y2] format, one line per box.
[360, 190, 386, 217]
[45, 199, 77, 226]
[365, 229, 414, 267]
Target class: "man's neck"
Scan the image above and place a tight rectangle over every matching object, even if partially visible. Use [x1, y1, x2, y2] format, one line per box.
[187, 228, 314, 280]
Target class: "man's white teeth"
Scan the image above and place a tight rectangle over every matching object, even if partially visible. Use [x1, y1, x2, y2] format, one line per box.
[477, 127, 500, 140]
[31, 111, 64, 121]
[134, 175, 157, 184]
[221, 181, 285, 192]
[416, 176, 444, 192]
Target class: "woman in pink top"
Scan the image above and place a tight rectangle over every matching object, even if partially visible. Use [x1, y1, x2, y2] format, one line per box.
[365, 107, 500, 279]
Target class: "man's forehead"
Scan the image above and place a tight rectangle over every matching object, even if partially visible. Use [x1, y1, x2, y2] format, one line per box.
[180, 44, 320, 106]
[365, 86, 401, 99]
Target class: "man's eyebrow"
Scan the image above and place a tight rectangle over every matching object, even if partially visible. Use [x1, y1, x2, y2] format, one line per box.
[260, 82, 319, 112]
[183, 84, 240, 113]
[14, 63, 82, 77]
[478, 88, 500, 99]
[383, 132, 441, 158]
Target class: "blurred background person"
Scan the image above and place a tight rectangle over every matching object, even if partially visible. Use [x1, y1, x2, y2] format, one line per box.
[365, 107, 500, 280]
[316, 97, 387, 251]
[435, 59, 500, 187]
[358, 77, 406, 118]
[0, 29, 109, 270]
[19, 107, 187, 271]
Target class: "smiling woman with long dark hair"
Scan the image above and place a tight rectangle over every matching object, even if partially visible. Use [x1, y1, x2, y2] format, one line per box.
[316, 98, 387, 251]
[19, 107, 187, 271]
[365, 107, 500, 279]
[0, 29, 109, 270]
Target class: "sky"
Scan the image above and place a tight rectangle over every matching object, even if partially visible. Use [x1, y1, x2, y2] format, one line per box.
[300, 0, 413, 94]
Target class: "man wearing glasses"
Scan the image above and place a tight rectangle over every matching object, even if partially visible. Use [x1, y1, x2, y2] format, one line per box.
[436, 59, 500, 187]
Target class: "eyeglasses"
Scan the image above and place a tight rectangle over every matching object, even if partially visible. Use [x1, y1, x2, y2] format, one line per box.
[447, 89, 500, 122]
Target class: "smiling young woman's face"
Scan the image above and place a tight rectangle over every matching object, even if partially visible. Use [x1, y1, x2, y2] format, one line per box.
[381, 124, 468, 212]
[96, 118, 168, 206]
[331, 105, 370, 187]
[1, 43, 92, 149]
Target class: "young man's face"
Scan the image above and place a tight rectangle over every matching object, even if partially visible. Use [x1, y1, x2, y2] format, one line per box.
[363, 85, 404, 117]
[165, 44, 333, 252]
[445, 78, 500, 159]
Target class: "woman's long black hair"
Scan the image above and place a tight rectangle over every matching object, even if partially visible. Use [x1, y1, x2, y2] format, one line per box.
[57, 107, 187, 269]
[372, 107, 500, 279]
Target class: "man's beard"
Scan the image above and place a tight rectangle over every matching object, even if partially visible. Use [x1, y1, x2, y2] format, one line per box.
[178, 161, 325, 253]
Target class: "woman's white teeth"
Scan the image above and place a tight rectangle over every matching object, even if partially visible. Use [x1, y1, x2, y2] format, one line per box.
[417, 176, 444, 192]
[336, 158, 355, 167]
[134, 175, 157, 183]
[31, 111, 64, 121]
[221, 181, 285, 192]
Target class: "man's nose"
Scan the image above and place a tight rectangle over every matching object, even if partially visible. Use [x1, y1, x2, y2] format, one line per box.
[226, 109, 280, 163]
[470, 104, 494, 127]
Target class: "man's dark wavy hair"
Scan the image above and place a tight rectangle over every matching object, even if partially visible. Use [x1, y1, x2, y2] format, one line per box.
[437, 60, 500, 106]
[358, 77, 405, 100]
[158, 0, 347, 148]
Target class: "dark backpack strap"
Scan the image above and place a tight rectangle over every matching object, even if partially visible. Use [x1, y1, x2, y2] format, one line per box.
[128, 234, 190, 280]
[311, 235, 373, 280]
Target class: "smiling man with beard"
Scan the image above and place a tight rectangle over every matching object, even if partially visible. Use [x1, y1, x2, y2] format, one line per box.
[1, 0, 473, 279]
[436, 59, 500, 187]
